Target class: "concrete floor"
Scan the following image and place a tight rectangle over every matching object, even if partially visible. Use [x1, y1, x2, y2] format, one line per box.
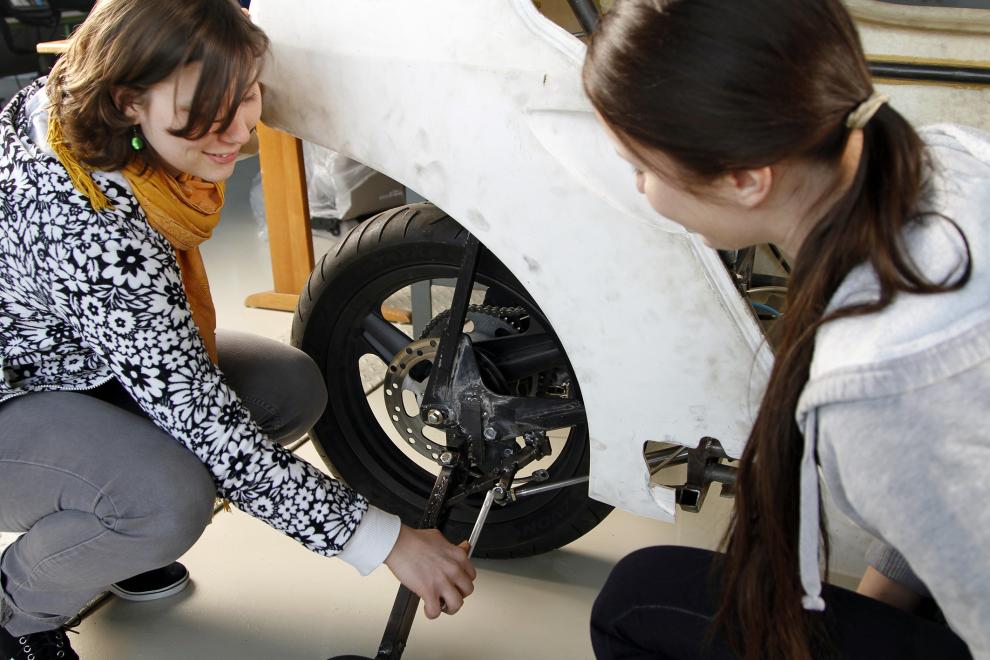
[22, 156, 733, 660]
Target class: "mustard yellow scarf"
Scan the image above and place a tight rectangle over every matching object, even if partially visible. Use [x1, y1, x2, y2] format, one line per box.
[47, 117, 224, 363]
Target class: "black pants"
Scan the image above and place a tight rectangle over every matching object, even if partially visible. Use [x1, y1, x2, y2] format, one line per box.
[590, 546, 972, 660]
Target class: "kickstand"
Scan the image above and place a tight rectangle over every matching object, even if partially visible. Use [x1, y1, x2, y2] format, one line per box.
[331, 234, 485, 660]
[329, 455, 466, 660]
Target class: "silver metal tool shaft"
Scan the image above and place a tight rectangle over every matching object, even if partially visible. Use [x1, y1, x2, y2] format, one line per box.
[439, 487, 497, 613]
[466, 488, 496, 558]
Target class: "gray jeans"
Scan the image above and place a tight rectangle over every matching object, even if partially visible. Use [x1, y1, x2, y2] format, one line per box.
[0, 331, 328, 635]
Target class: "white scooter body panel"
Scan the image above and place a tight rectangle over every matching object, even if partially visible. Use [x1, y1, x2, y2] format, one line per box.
[251, 0, 772, 522]
[250, 0, 988, 525]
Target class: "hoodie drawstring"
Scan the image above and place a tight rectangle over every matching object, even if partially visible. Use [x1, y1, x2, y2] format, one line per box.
[799, 407, 826, 611]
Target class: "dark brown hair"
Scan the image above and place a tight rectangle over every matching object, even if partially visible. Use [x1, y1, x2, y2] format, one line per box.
[46, 0, 269, 172]
[584, 1, 970, 658]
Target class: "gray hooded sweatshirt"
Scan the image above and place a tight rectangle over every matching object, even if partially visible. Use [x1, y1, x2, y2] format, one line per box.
[795, 124, 990, 657]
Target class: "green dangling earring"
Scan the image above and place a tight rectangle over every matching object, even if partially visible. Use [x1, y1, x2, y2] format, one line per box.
[130, 126, 145, 152]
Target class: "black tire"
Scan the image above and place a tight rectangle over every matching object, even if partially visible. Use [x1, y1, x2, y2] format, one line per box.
[292, 202, 613, 558]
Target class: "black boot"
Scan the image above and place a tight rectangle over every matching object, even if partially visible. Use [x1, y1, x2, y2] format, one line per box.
[0, 625, 78, 659]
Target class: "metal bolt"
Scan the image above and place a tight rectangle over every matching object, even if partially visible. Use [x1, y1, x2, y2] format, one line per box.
[483, 426, 497, 440]
[425, 409, 445, 426]
[502, 447, 514, 457]
[439, 451, 455, 466]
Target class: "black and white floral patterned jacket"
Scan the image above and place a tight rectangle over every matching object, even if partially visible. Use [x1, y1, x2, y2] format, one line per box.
[0, 80, 398, 571]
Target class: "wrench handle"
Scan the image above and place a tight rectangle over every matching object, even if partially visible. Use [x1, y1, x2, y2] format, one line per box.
[467, 488, 496, 558]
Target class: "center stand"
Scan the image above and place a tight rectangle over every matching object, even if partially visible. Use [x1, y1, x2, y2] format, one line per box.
[330, 229, 592, 659]
[330, 234, 489, 660]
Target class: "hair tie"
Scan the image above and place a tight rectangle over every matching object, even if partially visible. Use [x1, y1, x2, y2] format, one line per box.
[846, 91, 889, 130]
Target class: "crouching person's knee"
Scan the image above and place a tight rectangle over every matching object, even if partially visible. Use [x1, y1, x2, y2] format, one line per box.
[145, 466, 216, 564]
[595, 547, 669, 614]
[592, 546, 722, 659]
[267, 351, 328, 445]
[111, 448, 217, 566]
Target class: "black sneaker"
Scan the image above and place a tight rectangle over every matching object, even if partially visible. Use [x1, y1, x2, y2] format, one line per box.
[0, 625, 78, 659]
[108, 561, 190, 602]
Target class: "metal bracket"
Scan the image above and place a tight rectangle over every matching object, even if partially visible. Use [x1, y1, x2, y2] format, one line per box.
[675, 437, 737, 513]
[436, 336, 583, 475]
[419, 235, 483, 437]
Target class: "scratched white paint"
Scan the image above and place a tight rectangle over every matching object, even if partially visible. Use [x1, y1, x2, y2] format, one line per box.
[250, 0, 986, 527]
[251, 0, 770, 522]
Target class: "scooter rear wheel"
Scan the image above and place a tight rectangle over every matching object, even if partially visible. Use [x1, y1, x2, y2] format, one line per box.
[291, 203, 613, 557]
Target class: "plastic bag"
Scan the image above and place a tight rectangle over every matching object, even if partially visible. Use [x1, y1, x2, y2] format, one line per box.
[304, 141, 375, 220]
[250, 141, 376, 239]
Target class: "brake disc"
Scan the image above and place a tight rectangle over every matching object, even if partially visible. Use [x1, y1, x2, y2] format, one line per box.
[382, 337, 446, 461]
[382, 308, 519, 462]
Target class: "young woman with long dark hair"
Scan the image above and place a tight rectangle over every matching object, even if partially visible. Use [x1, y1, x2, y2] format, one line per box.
[584, 0, 987, 657]
[0, 2, 474, 657]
